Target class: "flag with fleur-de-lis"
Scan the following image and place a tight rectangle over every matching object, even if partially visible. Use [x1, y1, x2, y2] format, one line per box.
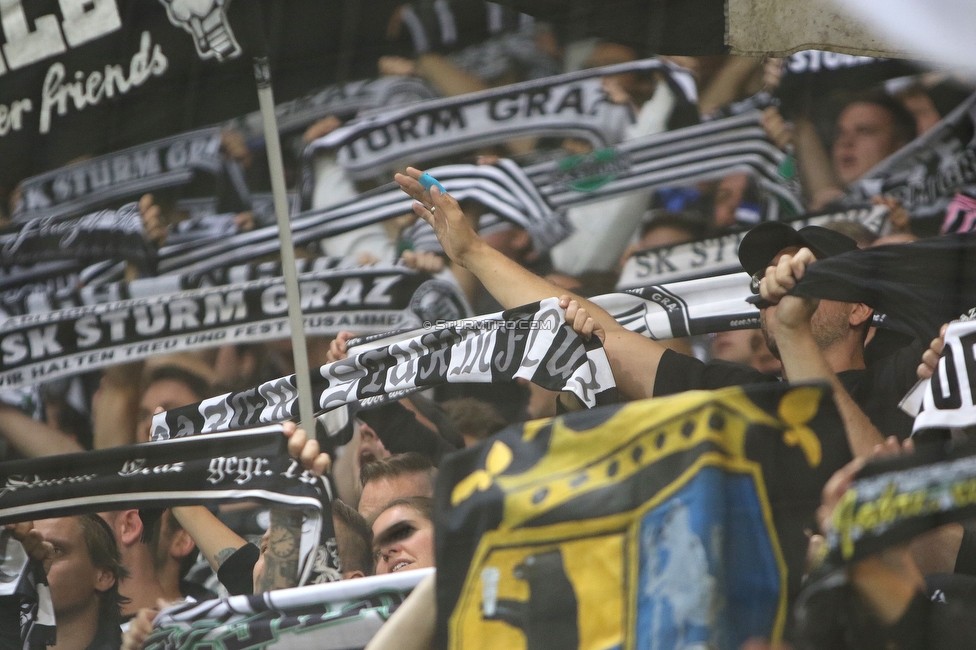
[434, 381, 851, 650]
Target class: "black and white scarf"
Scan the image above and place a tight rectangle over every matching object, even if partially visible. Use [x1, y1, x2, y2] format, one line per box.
[0, 203, 154, 269]
[12, 129, 225, 223]
[0, 425, 325, 583]
[617, 204, 890, 289]
[910, 318, 976, 433]
[596, 274, 761, 339]
[402, 111, 804, 254]
[845, 91, 976, 221]
[9, 255, 373, 316]
[54, 110, 794, 281]
[309, 59, 696, 180]
[776, 52, 917, 107]
[157, 164, 570, 272]
[0, 267, 467, 391]
[151, 297, 617, 440]
[602, 271, 893, 341]
[146, 569, 432, 650]
[0, 530, 56, 650]
[522, 110, 803, 214]
[227, 76, 438, 142]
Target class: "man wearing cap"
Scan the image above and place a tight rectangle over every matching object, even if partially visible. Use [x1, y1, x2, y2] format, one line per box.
[396, 167, 921, 455]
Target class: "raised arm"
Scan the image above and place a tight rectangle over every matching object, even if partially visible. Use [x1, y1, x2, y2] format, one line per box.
[760, 248, 884, 456]
[170, 506, 247, 573]
[0, 403, 83, 457]
[394, 167, 666, 399]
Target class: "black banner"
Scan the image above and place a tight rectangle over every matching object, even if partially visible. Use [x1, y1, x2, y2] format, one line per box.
[0, 1, 359, 188]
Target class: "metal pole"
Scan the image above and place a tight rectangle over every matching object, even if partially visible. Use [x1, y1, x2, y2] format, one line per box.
[253, 56, 317, 439]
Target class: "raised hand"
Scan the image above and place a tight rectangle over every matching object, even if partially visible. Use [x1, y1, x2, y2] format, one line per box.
[394, 167, 482, 267]
[5, 521, 54, 563]
[400, 249, 446, 274]
[917, 323, 948, 381]
[760, 247, 816, 306]
[326, 331, 355, 363]
[282, 421, 331, 476]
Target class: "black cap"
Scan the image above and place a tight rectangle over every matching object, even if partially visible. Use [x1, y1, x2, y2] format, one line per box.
[737, 222, 859, 276]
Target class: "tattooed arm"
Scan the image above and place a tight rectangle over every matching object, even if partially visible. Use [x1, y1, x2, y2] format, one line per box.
[254, 423, 330, 592]
[170, 506, 247, 571]
[254, 509, 303, 592]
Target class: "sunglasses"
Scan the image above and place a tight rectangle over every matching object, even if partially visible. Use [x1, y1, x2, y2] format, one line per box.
[748, 270, 773, 309]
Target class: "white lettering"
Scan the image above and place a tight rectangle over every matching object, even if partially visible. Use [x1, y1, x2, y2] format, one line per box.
[203, 290, 247, 325]
[0, 98, 31, 135]
[26, 325, 62, 359]
[75, 315, 101, 348]
[364, 275, 401, 305]
[38, 31, 167, 134]
[169, 298, 200, 331]
[0, 332, 27, 364]
[0, 0, 67, 71]
[58, 0, 121, 48]
[261, 285, 288, 315]
[330, 278, 363, 306]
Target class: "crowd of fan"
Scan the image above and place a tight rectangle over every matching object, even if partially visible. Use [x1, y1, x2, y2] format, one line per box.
[1, 3, 975, 649]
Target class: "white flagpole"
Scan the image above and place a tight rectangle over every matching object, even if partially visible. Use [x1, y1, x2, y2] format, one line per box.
[250, 49, 316, 439]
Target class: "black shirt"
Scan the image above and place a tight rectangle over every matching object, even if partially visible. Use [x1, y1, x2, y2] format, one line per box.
[653, 342, 922, 441]
[216, 543, 260, 596]
[85, 616, 122, 650]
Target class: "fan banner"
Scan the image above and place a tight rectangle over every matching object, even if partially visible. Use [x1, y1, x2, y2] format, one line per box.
[617, 204, 889, 289]
[146, 569, 433, 650]
[150, 297, 618, 441]
[0, 0, 372, 190]
[0, 268, 467, 390]
[434, 382, 851, 649]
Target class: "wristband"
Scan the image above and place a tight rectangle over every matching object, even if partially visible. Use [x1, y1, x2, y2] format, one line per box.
[418, 173, 446, 194]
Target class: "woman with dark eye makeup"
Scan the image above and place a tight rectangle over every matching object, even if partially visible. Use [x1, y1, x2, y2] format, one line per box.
[371, 497, 436, 575]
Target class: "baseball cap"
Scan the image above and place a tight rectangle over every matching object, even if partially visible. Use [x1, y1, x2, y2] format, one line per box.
[737, 222, 859, 277]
